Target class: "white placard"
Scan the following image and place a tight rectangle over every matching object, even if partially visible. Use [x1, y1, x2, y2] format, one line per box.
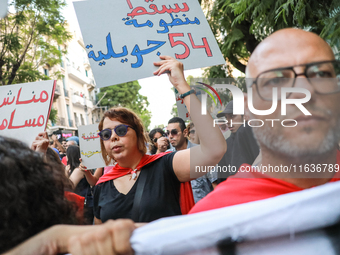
[0, 0, 8, 18]
[0, 80, 55, 146]
[73, 0, 225, 88]
[79, 123, 106, 169]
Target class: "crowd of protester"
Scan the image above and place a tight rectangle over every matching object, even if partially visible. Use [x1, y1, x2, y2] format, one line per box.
[1, 28, 340, 254]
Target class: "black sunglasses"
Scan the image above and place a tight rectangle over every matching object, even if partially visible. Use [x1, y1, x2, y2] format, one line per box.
[153, 134, 166, 143]
[98, 124, 134, 141]
[189, 130, 195, 134]
[166, 129, 179, 136]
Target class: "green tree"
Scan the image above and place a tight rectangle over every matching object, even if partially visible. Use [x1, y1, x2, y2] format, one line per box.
[45, 107, 58, 128]
[97, 81, 152, 130]
[49, 107, 58, 125]
[153, 124, 165, 130]
[171, 103, 178, 118]
[0, 0, 70, 85]
[203, 0, 340, 77]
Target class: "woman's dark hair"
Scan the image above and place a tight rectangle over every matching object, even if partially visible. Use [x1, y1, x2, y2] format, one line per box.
[46, 147, 63, 166]
[0, 136, 78, 253]
[66, 145, 81, 174]
[149, 128, 166, 155]
[46, 147, 73, 190]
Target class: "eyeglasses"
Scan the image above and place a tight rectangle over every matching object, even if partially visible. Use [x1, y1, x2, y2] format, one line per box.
[98, 124, 134, 141]
[166, 129, 179, 136]
[189, 130, 195, 134]
[251, 60, 340, 101]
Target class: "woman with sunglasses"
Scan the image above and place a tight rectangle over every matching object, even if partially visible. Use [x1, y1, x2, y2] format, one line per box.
[89, 56, 227, 224]
[187, 122, 199, 144]
[149, 128, 169, 154]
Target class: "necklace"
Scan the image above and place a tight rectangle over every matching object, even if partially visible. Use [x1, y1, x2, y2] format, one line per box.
[129, 169, 138, 181]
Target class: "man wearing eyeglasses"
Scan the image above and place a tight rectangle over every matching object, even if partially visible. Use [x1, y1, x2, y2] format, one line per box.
[167, 117, 217, 203]
[189, 28, 340, 214]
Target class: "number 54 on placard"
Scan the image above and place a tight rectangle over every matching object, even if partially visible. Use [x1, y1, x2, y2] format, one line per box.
[168, 33, 213, 59]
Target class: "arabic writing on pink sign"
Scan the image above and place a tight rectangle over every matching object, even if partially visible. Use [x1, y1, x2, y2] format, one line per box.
[0, 80, 55, 146]
[81, 132, 100, 141]
[0, 88, 50, 130]
[79, 124, 106, 169]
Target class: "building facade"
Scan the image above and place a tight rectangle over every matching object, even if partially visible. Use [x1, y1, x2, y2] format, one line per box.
[45, 28, 99, 139]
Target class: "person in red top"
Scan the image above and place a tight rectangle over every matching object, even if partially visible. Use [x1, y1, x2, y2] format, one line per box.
[190, 28, 340, 214]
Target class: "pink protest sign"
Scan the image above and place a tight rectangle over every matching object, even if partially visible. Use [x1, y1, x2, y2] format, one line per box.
[0, 80, 55, 146]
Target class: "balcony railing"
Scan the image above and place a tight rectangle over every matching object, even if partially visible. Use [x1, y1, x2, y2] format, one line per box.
[55, 117, 65, 126]
[89, 78, 96, 87]
[71, 94, 94, 108]
[67, 65, 92, 85]
[54, 84, 61, 96]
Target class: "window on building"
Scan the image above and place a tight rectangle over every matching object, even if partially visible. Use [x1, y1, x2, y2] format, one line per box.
[74, 113, 79, 127]
[85, 70, 88, 77]
[44, 68, 49, 76]
[63, 78, 68, 97]
[80, 114, 85, 125]
[66, 104, 72, 127]
[58, 45, 64, 68]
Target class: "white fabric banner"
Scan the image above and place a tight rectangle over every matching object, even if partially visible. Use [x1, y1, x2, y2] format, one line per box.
[131, 181, 340, 254]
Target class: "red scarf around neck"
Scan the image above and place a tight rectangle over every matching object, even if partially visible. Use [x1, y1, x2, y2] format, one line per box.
[96, 152, 194, 214]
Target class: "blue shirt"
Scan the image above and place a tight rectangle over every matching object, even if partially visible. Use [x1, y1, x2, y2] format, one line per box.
[167, 140, 217, 203]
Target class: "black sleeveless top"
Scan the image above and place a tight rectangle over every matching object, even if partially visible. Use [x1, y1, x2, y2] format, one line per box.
[74, 177, 90, 198]
[93, 152, 181, 222]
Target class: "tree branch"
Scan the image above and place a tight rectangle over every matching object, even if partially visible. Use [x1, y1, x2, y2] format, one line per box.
[7, 12, 38, 84]
[240, 20, 259, 54]
[5, 4, 28, 58]
[0, 59, 4, 85]
[229, 57, 246, 74]
[0, 16, 12, 58]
